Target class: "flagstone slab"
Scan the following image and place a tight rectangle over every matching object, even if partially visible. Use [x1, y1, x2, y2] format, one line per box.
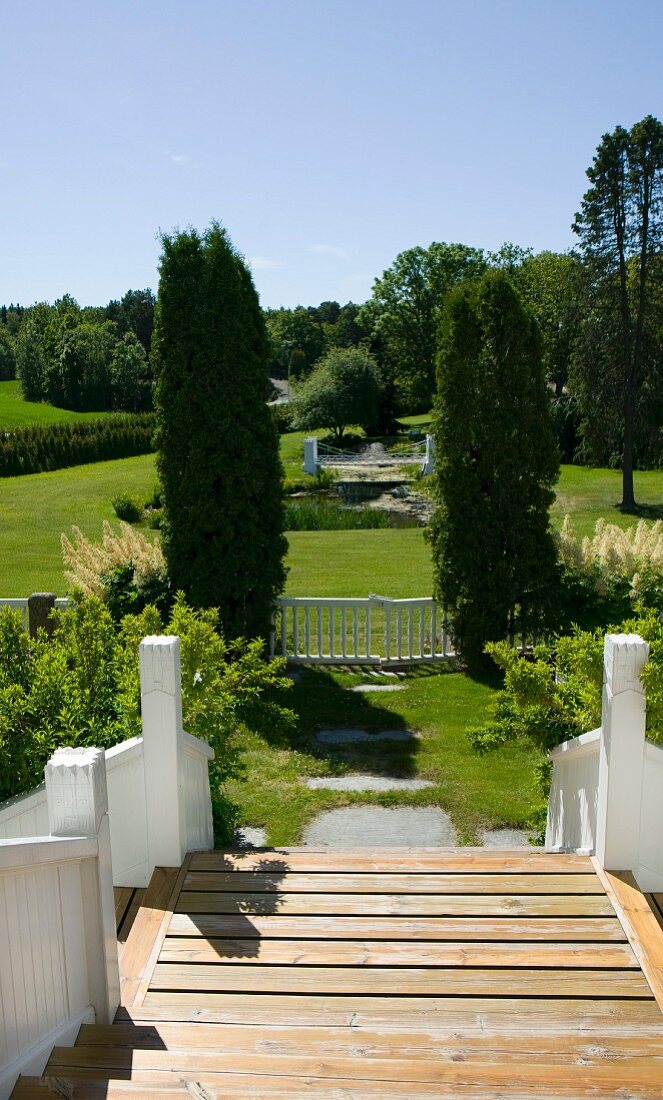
[305, 775, 433, 792]
[316, 728, 418, 744]
[302, 805, 457, 846]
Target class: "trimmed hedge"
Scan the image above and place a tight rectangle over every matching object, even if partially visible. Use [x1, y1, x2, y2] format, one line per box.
[0, 413, 156, 476]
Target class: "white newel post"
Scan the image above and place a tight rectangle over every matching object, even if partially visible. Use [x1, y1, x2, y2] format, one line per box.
[45, 746, 120, 1024]
[595, 633, 649, 872]
[139, 635, 187, 872]
[303, 436, 318, 475]
[422, 433, 436, 475]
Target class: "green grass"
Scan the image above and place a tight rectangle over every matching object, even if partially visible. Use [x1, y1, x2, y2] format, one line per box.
[551, 465, 663, 537]
[0, 380, 113, 428]
[226, 665, 543, 845]
[285, 529, 431, 597]
[0, 454, 157, 594]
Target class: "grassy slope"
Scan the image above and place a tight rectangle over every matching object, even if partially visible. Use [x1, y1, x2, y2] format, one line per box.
[551, 465, 663, 537]
[0, 380, 112, 427]
[0, 454, 157, 593]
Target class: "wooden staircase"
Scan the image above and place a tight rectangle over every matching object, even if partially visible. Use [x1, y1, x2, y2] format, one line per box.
[11, 848, 663, 1098]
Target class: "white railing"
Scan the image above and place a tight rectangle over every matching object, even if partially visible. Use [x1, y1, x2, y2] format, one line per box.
[546, 633, 663, 892]
[0, 748, 120, 1100]
[270, 595, 454, 665]
[302, 435, 435, 476]
[0, 636, 215, 888]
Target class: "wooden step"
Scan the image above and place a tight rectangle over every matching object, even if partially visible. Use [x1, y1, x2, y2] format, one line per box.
[182, 870, 604, 894]
[189, 849, 595, 873]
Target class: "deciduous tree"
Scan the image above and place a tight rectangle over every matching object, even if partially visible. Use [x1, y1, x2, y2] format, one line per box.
[573, 115, 663, 510]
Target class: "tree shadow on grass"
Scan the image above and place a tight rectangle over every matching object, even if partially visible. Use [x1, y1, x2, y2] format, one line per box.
[282, 666, 420, 779]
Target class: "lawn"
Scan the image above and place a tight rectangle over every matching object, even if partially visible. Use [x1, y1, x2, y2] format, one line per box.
[225, 664, 543, 845]
[0, 380, 113, 428]
[551, 465, 663, 537]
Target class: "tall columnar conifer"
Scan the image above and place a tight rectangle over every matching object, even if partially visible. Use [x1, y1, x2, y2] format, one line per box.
[152, 224, 286, 640]
[428, 271, 559, 666]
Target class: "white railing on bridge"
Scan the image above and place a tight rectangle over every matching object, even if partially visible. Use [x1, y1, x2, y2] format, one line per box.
[303, 435, 435, 475]
[270, 594, 454, 665]
[546, 633, 663, 892]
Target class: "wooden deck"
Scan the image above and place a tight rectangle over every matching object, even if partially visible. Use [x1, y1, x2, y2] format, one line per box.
[13, 848, 663, 1097]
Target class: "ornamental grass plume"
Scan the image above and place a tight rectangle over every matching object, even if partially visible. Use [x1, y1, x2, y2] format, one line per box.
[556, 515, 663, 600]
[61, 521, 167, 599]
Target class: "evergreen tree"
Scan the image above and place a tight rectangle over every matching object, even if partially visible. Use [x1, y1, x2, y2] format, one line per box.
[428, 271, 559, 666]
[152, 224, 286, 640]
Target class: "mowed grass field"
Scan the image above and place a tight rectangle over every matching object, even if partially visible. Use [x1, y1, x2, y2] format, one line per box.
[0, 429, 661, 595]
[0, 380, 112, 427]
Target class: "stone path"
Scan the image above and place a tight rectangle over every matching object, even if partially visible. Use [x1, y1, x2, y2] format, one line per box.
[302, 806, 457, 847]
[316, 728, 418, 744]
[350, 683, 406, 693]
[306, 775, 433, 792]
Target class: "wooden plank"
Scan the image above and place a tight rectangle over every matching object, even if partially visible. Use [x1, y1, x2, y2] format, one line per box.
[129, 856, 192, 1011]
[128, 993, 663, 1030]
[118, 867, 180, 1008]
[149, 962, 653, 998]
[39, 1051, 663, 1093]
[117, 888, 145, 945]
[14, 1073, 663, 1099]
[158, 936, 638, 969]
[183, 871, 603, 894]
[167, 912, 627, 941]
[190, 849, 595, 873]
[113, 887, 133, 933]
[593, 861, 663, 1012]
[175, 890, 616, 916]
[75, 1021, 663, 1054]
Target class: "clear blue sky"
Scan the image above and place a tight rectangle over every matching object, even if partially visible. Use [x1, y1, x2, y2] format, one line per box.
[1, 0, 661, 310]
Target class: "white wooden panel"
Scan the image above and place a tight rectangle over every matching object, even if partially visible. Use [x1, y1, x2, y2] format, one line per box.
[636, 740, 663, 891]
[183, 743, 214, 852]
[546, 730, 600, 852]
[106, 739, 148, 887]
[0, 786, 48, 841]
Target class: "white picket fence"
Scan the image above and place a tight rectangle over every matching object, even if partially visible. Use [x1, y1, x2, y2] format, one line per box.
[270, 595, 454, 665]
[546, 633, 663, 892]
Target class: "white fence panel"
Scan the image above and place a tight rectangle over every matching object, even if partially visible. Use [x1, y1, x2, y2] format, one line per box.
[637, 740, 663, 892]
[271, 596, 453, 666]
[0, 839, 97, 1100]
[545, 729, 600, 853]
[105, 738, 148, 888]
[0, 786, 48, 841]
[183, 731, 215, 852]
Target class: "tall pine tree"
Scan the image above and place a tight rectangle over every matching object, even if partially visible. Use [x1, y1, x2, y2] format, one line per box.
[152, 224, 286, 640]
[428, 271, 559, 666]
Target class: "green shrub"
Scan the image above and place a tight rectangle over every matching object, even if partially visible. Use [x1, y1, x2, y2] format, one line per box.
[0, 595, 295, 842]
[0, 413, 156, 477]
[111, 491, 143, 523]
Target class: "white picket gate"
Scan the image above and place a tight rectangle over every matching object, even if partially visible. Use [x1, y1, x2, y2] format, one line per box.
[270, 595, 454, 665]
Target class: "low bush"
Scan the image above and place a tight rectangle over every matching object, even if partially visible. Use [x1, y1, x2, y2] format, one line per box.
[111, 491, 143, 523]
[0, 413, 156, 476]
[0, 595, 295, 843]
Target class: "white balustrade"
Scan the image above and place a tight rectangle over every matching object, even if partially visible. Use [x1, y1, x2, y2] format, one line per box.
[270, 595, 453, 665]
[0, 747, 120, 1099]
[546, 633, 663, 892]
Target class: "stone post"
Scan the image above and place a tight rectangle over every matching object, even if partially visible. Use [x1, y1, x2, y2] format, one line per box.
[595, 633, 649, 872]
[139, 636, 187, 873]
[27, 592, 56, 638]
[45, 746, 120, 1024]
[303, 436, 319, 475]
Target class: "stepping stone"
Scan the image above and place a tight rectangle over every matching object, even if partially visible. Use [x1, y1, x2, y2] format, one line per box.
[234, 826, 267, 848]
[480, 828, 531, 849]
[350, 683, 406, 692]
[305, 775, 433, 792]
[316, 728, 418, 744]
[303, 805, 457, 847]
[285, 671, 301, 683]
